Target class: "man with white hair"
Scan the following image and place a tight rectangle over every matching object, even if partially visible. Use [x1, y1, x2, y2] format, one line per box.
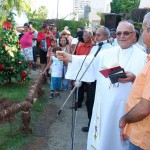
[119, 12, 150, 150]
[56, 21, 147, 150]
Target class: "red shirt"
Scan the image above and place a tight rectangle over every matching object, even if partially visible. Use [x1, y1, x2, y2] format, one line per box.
[76, 42, 93, 55]
[37, 31, 52, 48]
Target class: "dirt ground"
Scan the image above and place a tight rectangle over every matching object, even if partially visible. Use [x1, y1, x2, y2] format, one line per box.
[22, 70, 88, 150]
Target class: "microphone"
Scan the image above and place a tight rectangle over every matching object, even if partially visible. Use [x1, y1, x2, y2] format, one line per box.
[94, 42, 103, 57]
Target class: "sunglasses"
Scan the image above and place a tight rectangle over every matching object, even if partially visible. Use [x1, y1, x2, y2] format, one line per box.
[116, 31, 133, 36]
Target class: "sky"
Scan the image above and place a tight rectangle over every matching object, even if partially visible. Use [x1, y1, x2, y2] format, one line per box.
[31, 0, 74, 19]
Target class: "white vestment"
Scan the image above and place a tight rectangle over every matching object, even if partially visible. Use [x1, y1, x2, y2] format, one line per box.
[66, 45, 147, 150]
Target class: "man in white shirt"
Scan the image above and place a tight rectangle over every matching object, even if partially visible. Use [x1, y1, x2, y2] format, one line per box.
[56, 21, 147, 150]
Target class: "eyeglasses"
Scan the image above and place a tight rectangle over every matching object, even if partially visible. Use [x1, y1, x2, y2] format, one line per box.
[116, 31, 133, 36]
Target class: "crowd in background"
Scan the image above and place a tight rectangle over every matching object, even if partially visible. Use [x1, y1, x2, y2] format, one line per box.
[16, 20, 150, 150]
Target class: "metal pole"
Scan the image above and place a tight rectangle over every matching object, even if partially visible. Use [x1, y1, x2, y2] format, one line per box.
[57, 0, 59, 19]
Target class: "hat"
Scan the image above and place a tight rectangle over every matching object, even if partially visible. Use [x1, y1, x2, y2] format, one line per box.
[60, 29, 71, 35]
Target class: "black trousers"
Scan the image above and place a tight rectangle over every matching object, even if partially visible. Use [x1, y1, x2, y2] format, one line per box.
[77, 82, 87, 107]
[32, 46, 37, 62]
[39, 48, 47, 64]
[77, 81, 96, 124]
[86, 81, 96, 124]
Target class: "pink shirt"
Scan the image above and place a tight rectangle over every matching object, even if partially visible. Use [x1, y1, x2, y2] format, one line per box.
[20, 32, 33, 49]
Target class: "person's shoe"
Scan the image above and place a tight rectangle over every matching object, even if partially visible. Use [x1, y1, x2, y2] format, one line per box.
[55, 93, 61, 98]
[49, 93, 54, 99]
[78, 104, 82, 108]
[82, 127, 89, 132]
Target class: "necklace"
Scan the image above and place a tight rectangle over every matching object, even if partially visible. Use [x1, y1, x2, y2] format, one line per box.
[117, 47, 134, 68]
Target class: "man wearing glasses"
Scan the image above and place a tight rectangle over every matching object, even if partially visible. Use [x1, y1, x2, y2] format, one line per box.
[119, 12, 150, 150]
[56, 21, 147, 150]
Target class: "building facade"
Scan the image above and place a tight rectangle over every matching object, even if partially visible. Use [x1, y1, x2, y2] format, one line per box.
[89, 0, 112, 30]
[73, 0, 91, 20]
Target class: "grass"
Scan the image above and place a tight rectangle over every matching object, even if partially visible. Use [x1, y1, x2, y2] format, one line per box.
[0, 81, 31, 102]
[0, 80, 49, 150]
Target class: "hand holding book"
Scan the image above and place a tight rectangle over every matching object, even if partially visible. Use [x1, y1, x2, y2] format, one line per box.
[118, 71, 136, 83]
[99, 66, 127, 84]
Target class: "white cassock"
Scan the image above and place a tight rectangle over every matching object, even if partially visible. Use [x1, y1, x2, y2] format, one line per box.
[65, 44, 147, 150]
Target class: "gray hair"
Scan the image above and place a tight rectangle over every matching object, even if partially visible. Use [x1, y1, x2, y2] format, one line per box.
[84, 29, 93, 36]
[144, 12, 150, 29]
[100, 26, 110, 38]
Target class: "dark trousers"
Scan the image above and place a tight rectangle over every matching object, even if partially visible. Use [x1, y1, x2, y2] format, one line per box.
[77, 81, 96, 125]
[39, 48, 47, 64]
[86, 81, 96, 124]
[32, 46, 37, 62]
[77, 82, 87, 107]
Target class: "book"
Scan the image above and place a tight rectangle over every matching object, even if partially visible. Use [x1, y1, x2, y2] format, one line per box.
[99, 66, 121, 78]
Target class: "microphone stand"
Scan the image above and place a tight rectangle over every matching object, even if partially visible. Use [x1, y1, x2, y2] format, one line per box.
[57, 42, 103, 150]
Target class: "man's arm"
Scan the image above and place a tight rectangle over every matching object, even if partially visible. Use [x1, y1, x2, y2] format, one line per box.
[29, 25, 35, 34]
[119, 98, 150, 128]
[56, 51, 72, 63]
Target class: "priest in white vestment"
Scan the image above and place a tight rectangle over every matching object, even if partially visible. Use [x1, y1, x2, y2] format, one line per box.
[56, 22, 147, 150]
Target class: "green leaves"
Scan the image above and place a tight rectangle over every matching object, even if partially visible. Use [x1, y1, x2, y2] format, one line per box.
[0, 12, 28, 83]
[111, 0, 140, 13]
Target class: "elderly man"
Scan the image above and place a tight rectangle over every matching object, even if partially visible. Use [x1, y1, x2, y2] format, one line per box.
[80, 27, 113, 132]
[56, 21, 147, 150]
[119, 12, 150, 150]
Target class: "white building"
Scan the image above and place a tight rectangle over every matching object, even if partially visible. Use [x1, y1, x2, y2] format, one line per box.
[73, 0, 91, 20]
[89, 0, 112, 30]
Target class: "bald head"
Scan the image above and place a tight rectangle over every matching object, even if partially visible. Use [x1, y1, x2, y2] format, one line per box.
[142, 12, 150, 48]
[143, 12, 150, 29]
[117, 21, 135, 32]
[116, 21, 136, 49]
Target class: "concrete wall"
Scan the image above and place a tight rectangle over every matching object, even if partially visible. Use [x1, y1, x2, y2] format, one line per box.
[139, 0, 150, 8]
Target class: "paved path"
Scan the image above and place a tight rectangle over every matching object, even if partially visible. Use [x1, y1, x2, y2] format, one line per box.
[23, 70, 88, 150]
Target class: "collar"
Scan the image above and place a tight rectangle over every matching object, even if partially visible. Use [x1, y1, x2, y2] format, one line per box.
[95, 40, 108, 45]
[102, 40, 109, 44]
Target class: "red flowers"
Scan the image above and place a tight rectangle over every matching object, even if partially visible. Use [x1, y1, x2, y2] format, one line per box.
[3, 21, 12, 30]
[21, 71, 27, 81]
[0, 64, 4, 70]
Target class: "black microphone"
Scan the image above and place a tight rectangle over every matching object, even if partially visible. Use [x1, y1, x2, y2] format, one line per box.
[94, 42, 103, 57]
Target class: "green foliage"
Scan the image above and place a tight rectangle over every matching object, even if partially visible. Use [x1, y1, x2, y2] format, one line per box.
[133, 21, 142, 30]
[0, 81, 31, 102]
[0, 83, 50, 150]
[56, 19, 88, 36]
[111, 0, 140, 13]
[0, 0, 31, 35]
[0, 12, 28, 83]
[26, 6, 48, 20]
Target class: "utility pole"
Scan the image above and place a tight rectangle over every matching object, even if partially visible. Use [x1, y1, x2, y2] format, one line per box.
[57, 0, 59, 19]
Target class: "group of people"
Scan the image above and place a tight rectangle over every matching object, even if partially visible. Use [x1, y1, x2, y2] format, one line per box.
[16, 14, 150, 149]
[56, 12, 150, 150]
[16, 22, 74, 98]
